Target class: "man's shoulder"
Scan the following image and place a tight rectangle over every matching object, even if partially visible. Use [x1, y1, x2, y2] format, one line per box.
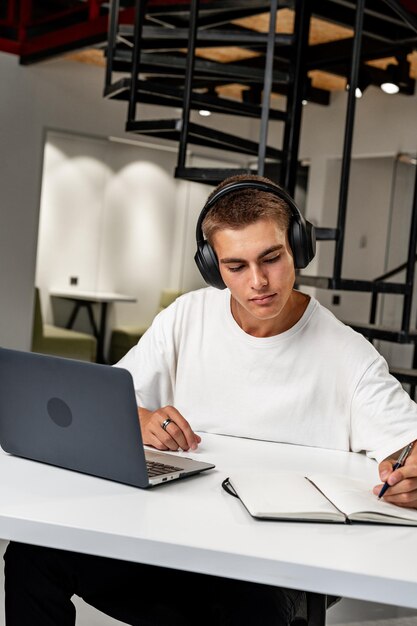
[309, 299, 379, 358]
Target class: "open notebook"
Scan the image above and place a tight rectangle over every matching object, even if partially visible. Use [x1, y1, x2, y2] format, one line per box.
[227, 472, 417, 525]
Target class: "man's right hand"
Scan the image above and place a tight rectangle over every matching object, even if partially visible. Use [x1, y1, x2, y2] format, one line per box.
[138, 406, 201, 452]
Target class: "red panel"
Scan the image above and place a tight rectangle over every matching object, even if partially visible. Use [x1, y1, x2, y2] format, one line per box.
[18, 14, 108, 56]
[7, 0, 18, 23]
[18, 0, 32, 24]
[89, 0, 101, 20]
[0, 0, 110, 56]
[0, 37, 20, 53]
[399, 0, 417, 13]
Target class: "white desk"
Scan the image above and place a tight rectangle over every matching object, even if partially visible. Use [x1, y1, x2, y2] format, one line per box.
[50, 289, 137, 363]
[0, 434, 416, 608]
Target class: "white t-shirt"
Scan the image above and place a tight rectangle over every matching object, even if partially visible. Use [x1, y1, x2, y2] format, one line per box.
[117, 287, 417, 463]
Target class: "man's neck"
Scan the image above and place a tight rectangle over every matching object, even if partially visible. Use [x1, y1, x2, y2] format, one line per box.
[230, 291, 310, 338]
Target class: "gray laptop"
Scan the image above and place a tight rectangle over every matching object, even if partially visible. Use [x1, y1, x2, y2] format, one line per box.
[0, 348, 214, 488]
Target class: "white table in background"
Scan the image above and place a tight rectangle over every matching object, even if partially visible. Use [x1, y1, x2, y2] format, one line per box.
[0, 433, 416, 608]
[50, 289, 137, 363]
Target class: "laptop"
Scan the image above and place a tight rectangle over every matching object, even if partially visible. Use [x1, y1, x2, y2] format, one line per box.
[0, 347, 214, 488]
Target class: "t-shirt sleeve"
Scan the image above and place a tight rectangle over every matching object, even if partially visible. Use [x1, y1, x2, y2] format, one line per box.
[350, 355, 417, 462]
[113, 309, 176, 410]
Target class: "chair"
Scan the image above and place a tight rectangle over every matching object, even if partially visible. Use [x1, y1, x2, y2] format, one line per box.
[291, 592, 340, 626]
[109, 289, 183, 364]
[31, 288, 97, 362]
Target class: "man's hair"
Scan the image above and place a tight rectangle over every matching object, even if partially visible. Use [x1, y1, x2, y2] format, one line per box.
[202, 174, 291, 245]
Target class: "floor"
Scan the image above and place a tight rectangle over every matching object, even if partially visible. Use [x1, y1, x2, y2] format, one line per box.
[0, 540, 416, 625]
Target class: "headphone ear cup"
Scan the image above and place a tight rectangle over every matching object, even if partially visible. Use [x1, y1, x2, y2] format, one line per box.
[305, 220, 316, 265]
[194, 241, 226, 290]
[288, 219, 316, 269]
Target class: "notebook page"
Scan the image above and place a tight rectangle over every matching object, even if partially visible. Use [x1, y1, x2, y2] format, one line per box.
[308, 474, 417, 524]
[229, 472, 345, 521]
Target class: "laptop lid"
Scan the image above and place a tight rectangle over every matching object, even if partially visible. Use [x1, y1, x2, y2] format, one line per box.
[0, 348, 214, 488]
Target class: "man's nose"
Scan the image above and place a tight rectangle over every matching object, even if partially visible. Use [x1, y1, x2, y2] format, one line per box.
[251, 266, 268, 289]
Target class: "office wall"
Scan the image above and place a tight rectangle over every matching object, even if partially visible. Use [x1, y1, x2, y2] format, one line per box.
[298, 88, 417, 366]
[36, 131, 184, 331]
[1, 52, 417, 353]
[313, 156, 395, 320]
[299, 86, 417, 295]
[0, 53, 250, 350]
[35, 132, 241, 341]
[0, 52, 138, 349]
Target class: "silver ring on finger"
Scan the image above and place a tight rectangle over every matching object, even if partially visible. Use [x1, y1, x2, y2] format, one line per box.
[161, 417, 173, 431]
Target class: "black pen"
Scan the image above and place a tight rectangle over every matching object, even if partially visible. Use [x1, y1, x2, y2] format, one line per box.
[377, 442, 414, 500]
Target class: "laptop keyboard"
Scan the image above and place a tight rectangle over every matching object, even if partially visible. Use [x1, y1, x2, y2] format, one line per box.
[146, 460, 182, 477]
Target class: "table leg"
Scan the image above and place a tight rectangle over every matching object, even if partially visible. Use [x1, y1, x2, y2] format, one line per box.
[85, 303, 99, 338]
[306, 593, 327, 626]
[96, 302, 108, 364]
[66, 302, 82, 329]
[65, 300, 102, 362]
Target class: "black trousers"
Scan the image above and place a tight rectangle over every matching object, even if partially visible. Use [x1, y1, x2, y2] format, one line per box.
[4, 542, 303, 626]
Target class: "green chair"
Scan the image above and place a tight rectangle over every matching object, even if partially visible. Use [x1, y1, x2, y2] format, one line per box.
[31, 288, 97, 362]
[109, 289, 183, 364]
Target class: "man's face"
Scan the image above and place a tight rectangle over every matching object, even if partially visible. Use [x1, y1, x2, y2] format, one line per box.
[212, 218, 296, 330]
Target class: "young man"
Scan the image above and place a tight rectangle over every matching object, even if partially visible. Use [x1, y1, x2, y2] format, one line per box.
[121, 174, 417, 507]
[5, 174, 417, 625]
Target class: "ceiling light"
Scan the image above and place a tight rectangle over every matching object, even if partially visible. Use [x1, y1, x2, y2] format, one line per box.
[379, 61, 407, 95]
[381, 81, 400, 94]
[302, 99, 308, 106]
[346, 70, 371, 99]
[345, 84, 363, 99]
[198, 109, 211, 117]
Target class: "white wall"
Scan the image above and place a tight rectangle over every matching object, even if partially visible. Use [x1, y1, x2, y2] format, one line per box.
[296, 88, 417, 354]
[313, 156, 395, 322]
[299, 85, 417, 290]
[36, 131, 187, 332]
[35, 132, 244, 344]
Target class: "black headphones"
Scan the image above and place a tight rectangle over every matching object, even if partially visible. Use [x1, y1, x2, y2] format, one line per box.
[194, 179, 316, 290]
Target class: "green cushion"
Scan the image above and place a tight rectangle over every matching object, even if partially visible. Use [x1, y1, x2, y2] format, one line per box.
[159, 289, 183, 310]
[108, 326, 148, 364]
[109, 290, 183, 364]
[33, 324, 97, 362]
[32, 288, 97, 362]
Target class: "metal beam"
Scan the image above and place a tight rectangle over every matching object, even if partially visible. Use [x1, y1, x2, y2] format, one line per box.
[281, 0, 311, 194]
[333, 0, 365, 280]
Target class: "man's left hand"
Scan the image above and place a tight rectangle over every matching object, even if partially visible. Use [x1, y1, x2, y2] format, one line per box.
[373, 442, 417, 508]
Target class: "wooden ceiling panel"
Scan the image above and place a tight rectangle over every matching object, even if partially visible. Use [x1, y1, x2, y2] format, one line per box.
[66, 7, 415, 96]
[232, 8, 353, 44]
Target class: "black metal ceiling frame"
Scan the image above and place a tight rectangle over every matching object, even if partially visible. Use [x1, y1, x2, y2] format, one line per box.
[105, 4, 302, 116]
[312, 0, 415, 43]
[104, 0, 333, 109]
[296, 0, 417, 344]
[172, 0, 312, 191]
[121, 0, 291, 172]
[307, 0, 417, 96]
[106, 0, 310, 189]
[105, 0, 417, 342]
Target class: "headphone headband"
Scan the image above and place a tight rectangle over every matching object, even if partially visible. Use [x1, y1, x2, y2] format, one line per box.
[194, 179, 316, 289]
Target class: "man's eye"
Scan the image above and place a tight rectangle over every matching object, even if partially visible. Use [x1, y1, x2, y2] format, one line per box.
[228, 265, 244, 273]
[265, 255, 280, 264]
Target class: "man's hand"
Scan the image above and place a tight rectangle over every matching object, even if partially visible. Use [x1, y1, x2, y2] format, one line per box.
[138, 406, 201, 452]
[373, 442, 417, 508]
